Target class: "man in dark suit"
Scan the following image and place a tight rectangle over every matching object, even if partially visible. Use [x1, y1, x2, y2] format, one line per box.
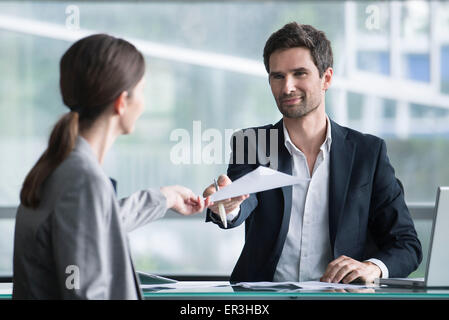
[203, 22, 422, 284]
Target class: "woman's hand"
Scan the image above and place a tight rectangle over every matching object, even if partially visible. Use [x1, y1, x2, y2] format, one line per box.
[160, 185, 210, 216]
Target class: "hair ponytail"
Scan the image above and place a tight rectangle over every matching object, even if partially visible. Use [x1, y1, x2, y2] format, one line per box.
[20, 112, 79, 208]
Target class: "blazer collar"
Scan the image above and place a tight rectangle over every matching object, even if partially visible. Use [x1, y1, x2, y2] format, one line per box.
[74, 135, 101, 166]
[73, 136, 118, 195]
[328, 120, 356, 253]
[271, 119, 294, 263]
[272, 119, 291, 175]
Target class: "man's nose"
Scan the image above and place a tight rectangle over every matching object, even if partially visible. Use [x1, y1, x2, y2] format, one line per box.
[282, 75, 296, 95]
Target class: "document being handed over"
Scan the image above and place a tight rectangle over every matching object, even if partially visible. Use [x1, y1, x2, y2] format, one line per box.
[209, 166, 310, 202]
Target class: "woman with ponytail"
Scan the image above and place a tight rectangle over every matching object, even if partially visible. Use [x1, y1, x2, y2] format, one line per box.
[13, 34, 209, 299]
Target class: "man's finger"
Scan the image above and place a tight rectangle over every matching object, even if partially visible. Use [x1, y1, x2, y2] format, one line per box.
[223, 199, 245, 210]
[203, 184, 216, 197]
[230, 194, 249, 202]
[210, 203, 235, 214]
[217, 174, 232, 187]
[342, 270, 362, 284]
[326, 255, 348, 270]
[209, 199, 242, 213]
[331, 262, 355, 283]
[322, 255, 349, 280]
[223, 203, 240, 212]
[322, 257, 352, 282]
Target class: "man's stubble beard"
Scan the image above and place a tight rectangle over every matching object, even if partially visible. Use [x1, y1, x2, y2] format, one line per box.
[278, 95, 321, 119]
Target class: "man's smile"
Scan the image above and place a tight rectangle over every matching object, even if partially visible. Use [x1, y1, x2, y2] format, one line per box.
[281, 96, 303, 105]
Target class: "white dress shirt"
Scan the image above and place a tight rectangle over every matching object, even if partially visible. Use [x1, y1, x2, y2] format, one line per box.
[272, 116, 388, 281]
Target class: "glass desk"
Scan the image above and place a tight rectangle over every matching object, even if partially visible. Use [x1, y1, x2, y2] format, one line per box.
[2, 281, 449, 300]
[140, 281, 449, 300]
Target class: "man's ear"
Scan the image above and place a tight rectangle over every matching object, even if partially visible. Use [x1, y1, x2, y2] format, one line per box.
[113, 91, 128, 115]
[322, 67, 333, 91]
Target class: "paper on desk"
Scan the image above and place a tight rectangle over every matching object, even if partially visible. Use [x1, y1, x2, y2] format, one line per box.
[140, 281, 232, 292]
[298, 281, 377, 290]
[209, 166, 310, 202]
[233, 281, 376, 291]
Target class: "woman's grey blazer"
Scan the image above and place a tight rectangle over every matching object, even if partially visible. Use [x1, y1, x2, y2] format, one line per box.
[12, 137, 168, 299]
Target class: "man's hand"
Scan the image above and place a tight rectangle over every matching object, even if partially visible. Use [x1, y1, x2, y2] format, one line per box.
[160, 185, 210, 216]
[202, 174, 249, 216]
[320, 255, 382, 284]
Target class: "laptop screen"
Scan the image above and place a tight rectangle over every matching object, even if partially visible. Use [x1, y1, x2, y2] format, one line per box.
[425, 187, 449, 287]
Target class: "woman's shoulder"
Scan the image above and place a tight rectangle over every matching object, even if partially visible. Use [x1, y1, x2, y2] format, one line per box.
[49, 149, 111, 193]
[45, 151, 116, 218]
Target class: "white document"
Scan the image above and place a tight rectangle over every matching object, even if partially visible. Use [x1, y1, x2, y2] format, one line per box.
[233, 281, 376, 291]
[139, 281, 376, 293]
[140, 281, 232, 292]
[209, 166, 310, 202]
[297, 281, 376, 290]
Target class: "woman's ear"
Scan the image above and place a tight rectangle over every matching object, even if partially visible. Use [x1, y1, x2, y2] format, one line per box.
[113, 91, 129, 115]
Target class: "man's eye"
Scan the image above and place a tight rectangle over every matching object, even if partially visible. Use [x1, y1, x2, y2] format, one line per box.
[295, 72, 306, 76]
[272, 74, 284, 79]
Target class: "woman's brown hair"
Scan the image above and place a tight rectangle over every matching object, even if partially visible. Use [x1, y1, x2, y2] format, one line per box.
[20, 34, 145, 208]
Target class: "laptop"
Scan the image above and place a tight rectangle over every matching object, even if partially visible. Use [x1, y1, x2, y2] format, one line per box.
[376, 186, 449, 288]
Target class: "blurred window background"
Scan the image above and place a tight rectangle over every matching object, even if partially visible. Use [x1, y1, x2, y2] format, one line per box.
[1, 0, 448, 279]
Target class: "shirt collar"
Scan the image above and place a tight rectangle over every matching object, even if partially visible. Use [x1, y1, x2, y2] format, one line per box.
[283, 115, 332, 156]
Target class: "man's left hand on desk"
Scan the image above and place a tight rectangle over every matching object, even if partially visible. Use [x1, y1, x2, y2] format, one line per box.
[320, 255, 382, 284]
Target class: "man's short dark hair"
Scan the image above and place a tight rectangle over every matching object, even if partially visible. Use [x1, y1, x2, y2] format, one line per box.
[263, 22, 333, 77]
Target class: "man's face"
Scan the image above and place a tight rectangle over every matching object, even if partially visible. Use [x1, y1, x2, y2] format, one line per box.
[268, 47, 332, 119]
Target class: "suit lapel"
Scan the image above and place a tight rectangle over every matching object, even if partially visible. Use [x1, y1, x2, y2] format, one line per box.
[328, 120, 355, 256]
[270, 120, 293, 258]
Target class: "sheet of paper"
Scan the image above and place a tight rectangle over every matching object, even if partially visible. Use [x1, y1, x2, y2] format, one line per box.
[141, 281, 232, 292]
[232, 281, 303, 292]
[297, 281, 376, 290]
[209, 166, 310, 202]
[233, 281, 376, 291]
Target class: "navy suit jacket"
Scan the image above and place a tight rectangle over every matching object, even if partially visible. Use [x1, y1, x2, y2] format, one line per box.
[206, 118, 422, 283]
